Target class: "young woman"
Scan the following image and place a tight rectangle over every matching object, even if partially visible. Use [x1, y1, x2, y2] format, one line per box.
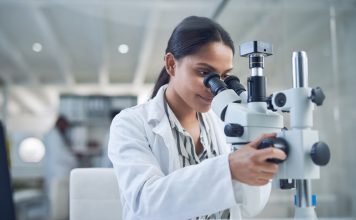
[108, 16, 286, 220]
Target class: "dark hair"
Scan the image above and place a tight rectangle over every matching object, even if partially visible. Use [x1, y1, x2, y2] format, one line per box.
[151, 16, 235, 98]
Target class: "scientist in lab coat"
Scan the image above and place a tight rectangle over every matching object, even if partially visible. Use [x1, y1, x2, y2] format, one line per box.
[108, 16, 286, 220]
[43, 116, 78, 193]
[43, 115, 78, 219]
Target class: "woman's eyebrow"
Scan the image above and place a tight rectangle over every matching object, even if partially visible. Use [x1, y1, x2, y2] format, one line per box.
[196, 63, 233, 74]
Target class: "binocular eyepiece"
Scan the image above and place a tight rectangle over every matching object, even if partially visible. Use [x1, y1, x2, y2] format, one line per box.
[203, 72, 227, 96]
[203, 72, 246, 96]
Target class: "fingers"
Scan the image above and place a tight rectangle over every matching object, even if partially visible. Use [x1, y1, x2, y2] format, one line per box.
[258, 162, 279, 174]
[229, 134, 287, 186]
[255, 147, 287, 162]
[249, 133, 276, 149]
[254, 179, 270, 186]
[245, 169, 275, 186]
[247, 133, 287, 163]
[252, 169, 276, 180]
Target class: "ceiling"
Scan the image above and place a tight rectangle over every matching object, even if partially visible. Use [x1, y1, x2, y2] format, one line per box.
[0, 0, 223, 86]
[0, 0, 355, 131]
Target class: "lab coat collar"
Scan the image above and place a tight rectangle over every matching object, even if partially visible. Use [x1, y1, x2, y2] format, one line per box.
[147, 84, 176, 149]
[201, 111, 212, 133]
[148, 85, 180, 170]
[147, 84, 168, 125]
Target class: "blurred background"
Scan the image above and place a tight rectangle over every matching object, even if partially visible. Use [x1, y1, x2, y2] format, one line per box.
[0, 0, 355, 219]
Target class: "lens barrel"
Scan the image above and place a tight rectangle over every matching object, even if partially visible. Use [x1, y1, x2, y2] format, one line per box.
[224, 75, 246, 96]
[203, 72, 227, 96]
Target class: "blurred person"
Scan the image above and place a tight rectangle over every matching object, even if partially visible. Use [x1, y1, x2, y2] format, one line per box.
[43, 115, 78, 219]
[109, 16, 286, 220]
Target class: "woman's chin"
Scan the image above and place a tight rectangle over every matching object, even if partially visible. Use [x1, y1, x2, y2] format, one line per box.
[196, 103, 211, 113]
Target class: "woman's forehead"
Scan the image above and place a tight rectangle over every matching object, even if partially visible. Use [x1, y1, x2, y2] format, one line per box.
[181, 43, 233, 69]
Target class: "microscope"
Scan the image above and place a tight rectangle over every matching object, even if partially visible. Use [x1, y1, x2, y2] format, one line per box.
[204, 41, 331, 219]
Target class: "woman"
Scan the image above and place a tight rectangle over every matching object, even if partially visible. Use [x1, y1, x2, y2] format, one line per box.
[108, 16, 286, 220]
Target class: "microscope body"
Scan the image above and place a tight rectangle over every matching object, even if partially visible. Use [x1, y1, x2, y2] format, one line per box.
[204, 41, 330, 219]
[211, 89, 283, 150]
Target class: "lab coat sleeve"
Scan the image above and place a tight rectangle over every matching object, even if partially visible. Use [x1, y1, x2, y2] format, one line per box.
[108, 109, 239, 220]
[239, 182, 271, 217]
[208, 111, 272, 218]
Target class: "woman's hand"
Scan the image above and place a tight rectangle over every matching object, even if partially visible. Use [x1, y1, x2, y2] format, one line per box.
[228, 133, 287, 186]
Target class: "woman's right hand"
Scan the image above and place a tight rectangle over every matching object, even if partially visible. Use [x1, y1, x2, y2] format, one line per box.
[228, 133, 287, 186]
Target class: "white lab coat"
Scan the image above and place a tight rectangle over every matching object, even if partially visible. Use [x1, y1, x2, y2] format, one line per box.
[108, 85, 271, 220]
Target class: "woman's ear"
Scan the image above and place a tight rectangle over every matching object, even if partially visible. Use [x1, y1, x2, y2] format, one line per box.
[164, 53, 176, 77]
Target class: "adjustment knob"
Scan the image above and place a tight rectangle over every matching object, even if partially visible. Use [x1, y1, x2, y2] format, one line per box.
[275, 92, 287, 107]
[224, 123, 244, 137]
[310, 141, 330, 166]
[310, 87, 325, 106]
[258, 138, 289, 164]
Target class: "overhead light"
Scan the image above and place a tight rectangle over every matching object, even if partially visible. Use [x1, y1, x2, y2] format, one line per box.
[18, 137, 45, 163]
[118, 44, 129, 54]
[32, 43, 42, 52]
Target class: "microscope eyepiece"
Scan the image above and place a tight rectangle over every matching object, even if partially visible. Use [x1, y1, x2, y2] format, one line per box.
[224, 75, 246, 96]
[203, 72, 227, 96]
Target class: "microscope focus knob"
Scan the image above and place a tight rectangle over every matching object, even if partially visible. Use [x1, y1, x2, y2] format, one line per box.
[258, 138, 289, 164]
[310, 87, 325, 106]
[224, 123, 244, 137]
[310, 141, 330, 166]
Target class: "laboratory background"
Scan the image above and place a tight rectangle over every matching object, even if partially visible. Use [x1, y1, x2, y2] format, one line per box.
[0, 0, 355, 219]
